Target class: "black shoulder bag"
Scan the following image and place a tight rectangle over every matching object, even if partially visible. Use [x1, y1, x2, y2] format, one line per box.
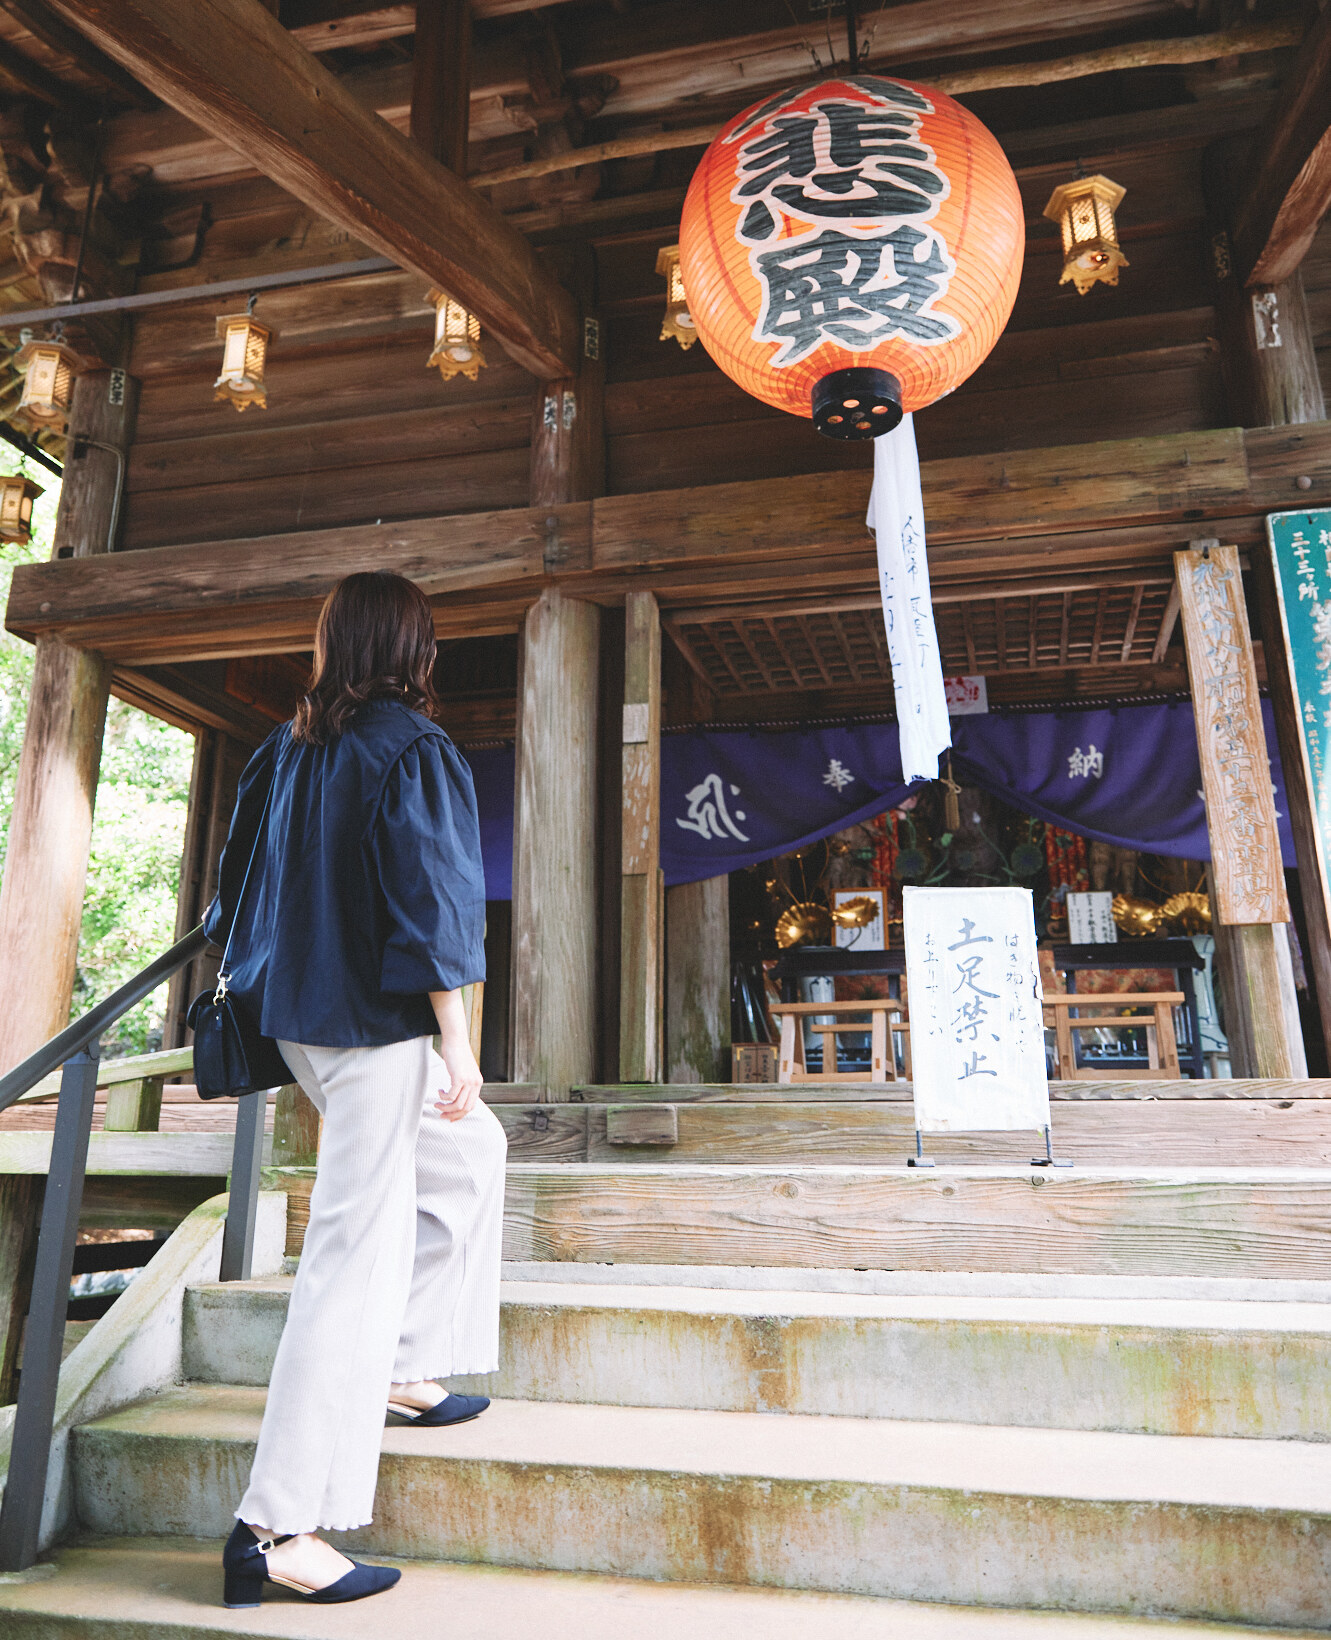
[187, 781, 292, 1099]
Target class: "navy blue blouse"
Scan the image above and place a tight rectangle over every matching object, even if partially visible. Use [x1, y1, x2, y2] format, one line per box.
[203, 699, 487, 1048]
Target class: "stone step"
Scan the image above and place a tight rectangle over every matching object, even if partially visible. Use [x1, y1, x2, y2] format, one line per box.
[184, 1275, 1331, 1439]
[3, 1539, 1318, 1640]
[493, 1163, 1331, 1278]
[70, 1385, 1331, 1627]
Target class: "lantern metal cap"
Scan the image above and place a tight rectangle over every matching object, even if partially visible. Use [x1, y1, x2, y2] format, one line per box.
[812, 367, 902, 440]
[1042, 173, 1125, 224]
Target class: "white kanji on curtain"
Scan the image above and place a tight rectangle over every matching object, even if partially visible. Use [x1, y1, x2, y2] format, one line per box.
[866, 414, 950, 783]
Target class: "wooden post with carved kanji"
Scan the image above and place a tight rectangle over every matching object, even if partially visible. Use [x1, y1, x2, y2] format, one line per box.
[1175, 541, 1305, 1077]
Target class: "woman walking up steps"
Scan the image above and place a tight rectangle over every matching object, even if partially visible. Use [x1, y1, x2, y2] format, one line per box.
[203, 570, 506, 1608]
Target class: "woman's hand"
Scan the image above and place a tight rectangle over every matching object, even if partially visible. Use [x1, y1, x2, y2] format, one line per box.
[429, 988, 484, 1120]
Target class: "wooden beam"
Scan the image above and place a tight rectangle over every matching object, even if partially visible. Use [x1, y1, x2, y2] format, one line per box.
[410, 0, 470, 175]
[45, 0, 579, 377]
[476, 22, 1303, 189]
[0, 0, 156, 105]
[10, 424, 1331, 663]
[1232, 5, 1331, 288]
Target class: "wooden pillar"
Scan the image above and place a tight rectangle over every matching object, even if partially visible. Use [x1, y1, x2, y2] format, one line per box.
[55, 368, 139, 558]
[272, 1083, 321, 1166]
[0, 639, 111, 1072]
[666, 875, 731, 1084]
[1176, 541, 1305, 1077]
[0, 1176, 40, 1404]
[517, 242, 605, 1090]
[1221, 271, 1331, 1063]
[619, 591, 661, 1081]
[103, 1076, 163, 1132]
[410, 0, 472, 173]
[530, 319, 604, 508]
[0, 368, 136, 1073]
[510, 586, 600, 1095]
[1207, 146, 1331, 1066]
[163, 727, 256, 1047]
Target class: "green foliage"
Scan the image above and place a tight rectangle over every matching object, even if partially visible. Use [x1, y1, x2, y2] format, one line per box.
[0, 468, 194, 1057]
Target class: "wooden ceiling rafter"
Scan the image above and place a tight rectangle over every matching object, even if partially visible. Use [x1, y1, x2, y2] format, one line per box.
[1231, 0, 1331, 287]
[473, 19, 1303, 189]
[42, 0, 581, 377]
[663, 587, 1182, 698]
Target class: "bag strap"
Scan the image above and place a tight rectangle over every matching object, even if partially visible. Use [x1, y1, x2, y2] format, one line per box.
[214, 776, 276, 1004]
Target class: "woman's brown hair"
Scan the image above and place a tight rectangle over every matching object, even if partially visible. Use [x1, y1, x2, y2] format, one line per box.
[292, 571, 439, 745]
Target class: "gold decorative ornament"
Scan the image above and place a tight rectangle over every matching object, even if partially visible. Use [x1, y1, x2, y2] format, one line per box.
[1042, 174, 1129, 295]
[655, 244, 697, 349]
[1111, 893, 1162, 937]
[15, 338, 82, 429]
[427, 288, 486, 381]
[830, 895, 879, 930]
[0, 472, 42, 541]
[775, 902, 832, 948]
[214, 308, 271, 412]
[1160, 891, 1212, 935]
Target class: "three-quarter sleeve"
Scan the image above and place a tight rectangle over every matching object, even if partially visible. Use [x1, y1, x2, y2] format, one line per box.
[203, 731, 279, 949]
[371, 734, 487, 995]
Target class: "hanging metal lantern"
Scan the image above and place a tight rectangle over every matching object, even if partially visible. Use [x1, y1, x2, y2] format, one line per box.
[214, 308, 271, 411]
[427, 288, 486, 381]
[15, 338, 82, 430]
[0, 472, 43, 542]
[1042, 174, 1128, 295]
[679, 75, 1024, 440]
[655, 244, 697, 349]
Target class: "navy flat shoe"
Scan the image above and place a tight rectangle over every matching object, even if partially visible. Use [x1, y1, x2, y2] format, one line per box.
[222, 1520, 401, 1609]
[386, 1391, 490, 1427]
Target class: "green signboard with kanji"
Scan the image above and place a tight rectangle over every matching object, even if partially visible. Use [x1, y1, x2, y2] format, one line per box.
[1267, 508, 1331, 886]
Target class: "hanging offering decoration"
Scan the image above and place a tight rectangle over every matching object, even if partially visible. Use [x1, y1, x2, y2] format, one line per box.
[678, 75, 1024, 440]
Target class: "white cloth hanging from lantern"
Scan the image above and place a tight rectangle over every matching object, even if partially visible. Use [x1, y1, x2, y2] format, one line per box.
[867, 415, 951, 783]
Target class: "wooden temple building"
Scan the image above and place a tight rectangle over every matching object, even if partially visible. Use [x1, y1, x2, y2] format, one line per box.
[2, 0, 1331, 1630]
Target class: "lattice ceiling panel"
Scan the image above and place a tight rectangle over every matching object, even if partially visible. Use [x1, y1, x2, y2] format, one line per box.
[668, 581, 1176, 698]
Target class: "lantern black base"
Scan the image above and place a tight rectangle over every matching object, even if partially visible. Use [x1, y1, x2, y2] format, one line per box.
[811, 368, 903, 440]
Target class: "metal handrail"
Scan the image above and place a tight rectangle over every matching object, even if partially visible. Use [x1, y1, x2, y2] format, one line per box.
[0, 922, 274, 1572]
[0, 924, 208, 1115]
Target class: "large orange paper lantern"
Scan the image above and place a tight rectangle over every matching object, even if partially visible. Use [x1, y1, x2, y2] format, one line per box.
[679, 75, 1024, 439]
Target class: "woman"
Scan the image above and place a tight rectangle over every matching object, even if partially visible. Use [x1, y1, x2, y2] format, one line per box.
[204, 570, 506, 1609]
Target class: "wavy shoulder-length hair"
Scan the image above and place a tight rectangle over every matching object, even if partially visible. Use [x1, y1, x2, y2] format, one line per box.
[291, 570, 440, 745]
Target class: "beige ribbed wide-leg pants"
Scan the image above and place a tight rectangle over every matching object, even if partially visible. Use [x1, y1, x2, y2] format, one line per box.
[236, 1035, 507, 1535]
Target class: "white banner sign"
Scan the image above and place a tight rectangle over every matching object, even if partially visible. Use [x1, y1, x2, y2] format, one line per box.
[1067, 890, 1117, 945]
[903, 885, 1050, 1133]
[867, 415, 951, 783]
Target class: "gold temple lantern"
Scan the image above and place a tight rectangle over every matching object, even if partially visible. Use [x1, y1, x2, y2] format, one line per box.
[0, 472, 42, 542]
[15, 339, 82, 430]
[1042, 174, 1129, 295]
[214, 309, 272, 412]
[427, 288, 486, 381]
[655, 244, 697, 349]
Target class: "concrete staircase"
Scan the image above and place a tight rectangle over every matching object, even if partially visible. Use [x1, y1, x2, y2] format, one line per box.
[4, 1258, 1331, 1635]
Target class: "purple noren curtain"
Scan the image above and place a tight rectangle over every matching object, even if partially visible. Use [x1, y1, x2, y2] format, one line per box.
[461, 701, 1294, 896]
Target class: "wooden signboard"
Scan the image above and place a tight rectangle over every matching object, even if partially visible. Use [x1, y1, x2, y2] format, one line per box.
[1266, 508, 1331, 912]
[1175, 544, 1290, 925]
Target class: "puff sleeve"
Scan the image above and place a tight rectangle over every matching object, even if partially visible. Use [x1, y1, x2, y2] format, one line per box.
[370, 734, 487, 995]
